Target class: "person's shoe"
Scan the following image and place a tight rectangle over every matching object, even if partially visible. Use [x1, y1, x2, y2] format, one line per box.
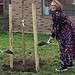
[56, 67, 68, 72]
[67, 62, 74, 69]
[67, 64, 74, 69]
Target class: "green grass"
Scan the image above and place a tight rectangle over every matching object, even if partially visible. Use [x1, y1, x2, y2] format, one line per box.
[0, 33, 75, 75]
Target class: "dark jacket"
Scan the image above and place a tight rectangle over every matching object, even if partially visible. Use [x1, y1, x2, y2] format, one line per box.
[51, 10, 75, 59]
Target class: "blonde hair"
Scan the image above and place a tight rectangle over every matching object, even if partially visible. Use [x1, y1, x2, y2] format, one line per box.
[51, 0, 63, 10]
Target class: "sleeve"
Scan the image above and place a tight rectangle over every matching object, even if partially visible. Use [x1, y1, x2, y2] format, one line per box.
[52, 12, 61, 37]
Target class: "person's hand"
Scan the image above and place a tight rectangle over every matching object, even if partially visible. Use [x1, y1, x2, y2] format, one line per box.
[47, 36, 53, 44]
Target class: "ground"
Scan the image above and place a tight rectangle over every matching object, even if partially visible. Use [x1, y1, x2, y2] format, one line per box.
[0, 33, 75, 75]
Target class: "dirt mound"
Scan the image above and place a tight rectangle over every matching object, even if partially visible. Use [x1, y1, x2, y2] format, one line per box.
[2, 59, 36, 72]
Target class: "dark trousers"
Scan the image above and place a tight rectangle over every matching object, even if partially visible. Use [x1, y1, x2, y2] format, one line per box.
[59, 39, 73, 67]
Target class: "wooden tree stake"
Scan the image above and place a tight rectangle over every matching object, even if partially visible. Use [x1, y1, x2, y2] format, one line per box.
[9, 4, 13, 69]
[32, 2, 39, 72]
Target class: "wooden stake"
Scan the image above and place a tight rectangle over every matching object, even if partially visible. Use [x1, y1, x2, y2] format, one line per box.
[32, 2, 39, 72]
[22, 0, 26, 65]
[9, 4, 13, 69]
[22, 19, 26, 65]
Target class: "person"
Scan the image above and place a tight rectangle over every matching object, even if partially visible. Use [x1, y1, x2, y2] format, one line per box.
[49, 0, 75, 72]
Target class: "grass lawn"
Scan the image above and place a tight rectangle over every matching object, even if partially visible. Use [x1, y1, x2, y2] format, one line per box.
[0, 33, 75, 75]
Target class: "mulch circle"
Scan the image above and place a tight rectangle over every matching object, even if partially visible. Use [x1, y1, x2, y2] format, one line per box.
[2, 59, 36, 72]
